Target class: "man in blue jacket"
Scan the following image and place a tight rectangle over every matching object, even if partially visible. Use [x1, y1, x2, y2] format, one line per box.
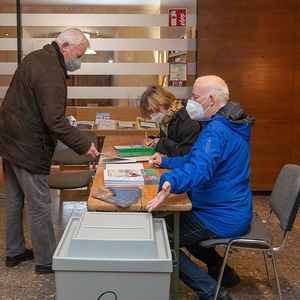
[148, 75, 255, 300]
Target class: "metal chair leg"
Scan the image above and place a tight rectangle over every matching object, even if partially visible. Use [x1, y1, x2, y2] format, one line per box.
[263, 251, 272, 287]
[213, 246, 230, 300]
[269, 249, 283, 300]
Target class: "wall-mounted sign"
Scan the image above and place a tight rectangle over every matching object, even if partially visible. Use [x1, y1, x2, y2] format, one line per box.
[169, 63, 188, 82]
[168, 9, 187, 27]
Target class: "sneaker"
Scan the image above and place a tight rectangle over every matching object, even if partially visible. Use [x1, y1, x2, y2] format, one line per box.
[208, 260, 240, 288]
[35, 264, 54, 274]
[5, 248, 34, 267]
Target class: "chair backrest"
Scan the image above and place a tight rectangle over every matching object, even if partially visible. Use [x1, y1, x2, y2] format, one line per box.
[53, 131, 99, 165]
[270, 164, 300, 232]
[80, 130, 98, 147]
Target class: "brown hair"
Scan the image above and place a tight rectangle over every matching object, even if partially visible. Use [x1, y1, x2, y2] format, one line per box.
[140, 85, 176, 119]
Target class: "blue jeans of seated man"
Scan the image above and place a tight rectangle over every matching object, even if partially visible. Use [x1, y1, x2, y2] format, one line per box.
[163, 211, 228, 300]
[3, 159, 56, 265]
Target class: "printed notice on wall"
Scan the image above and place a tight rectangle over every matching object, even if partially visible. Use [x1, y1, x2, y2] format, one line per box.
[169, 63, 188, 82]
[168, 9, 187, 27]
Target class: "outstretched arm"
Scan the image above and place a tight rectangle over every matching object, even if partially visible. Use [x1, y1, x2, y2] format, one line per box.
[147, 181, 171, 212]
[84, 143, 99, 157]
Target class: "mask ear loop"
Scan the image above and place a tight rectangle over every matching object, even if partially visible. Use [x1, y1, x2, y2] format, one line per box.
[65, 45, 77, 61]
[200, 95, 210, 105]
[69, 45, 77, 58]
[201, 95, 211, 114]
[203, 104, 211, 114]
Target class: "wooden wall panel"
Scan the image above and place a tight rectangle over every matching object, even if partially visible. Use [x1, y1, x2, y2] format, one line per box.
[197, 0, 298, 190]
[292, 1, 300, 164]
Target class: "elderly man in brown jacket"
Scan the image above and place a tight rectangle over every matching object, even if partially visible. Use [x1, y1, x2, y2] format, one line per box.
[0, 28, 99, 274]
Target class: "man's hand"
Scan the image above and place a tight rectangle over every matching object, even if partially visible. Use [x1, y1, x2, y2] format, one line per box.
[150, 153, 162, 167]
[147, 181, 171, 212]
[84, 143, 99, 157]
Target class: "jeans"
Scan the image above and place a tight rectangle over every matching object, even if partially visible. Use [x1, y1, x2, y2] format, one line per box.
[164, 211, 227, 300]
[3, 159, 56, 265]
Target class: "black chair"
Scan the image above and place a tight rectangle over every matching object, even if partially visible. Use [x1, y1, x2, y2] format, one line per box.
[199, 164, 300, 300]
[47, 131, 99, 196]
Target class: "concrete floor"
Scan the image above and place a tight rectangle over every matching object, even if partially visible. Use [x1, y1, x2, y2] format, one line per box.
[0, 187, 300, 300]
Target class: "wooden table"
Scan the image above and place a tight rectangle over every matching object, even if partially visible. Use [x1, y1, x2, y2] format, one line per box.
[87, 135, 192, 300]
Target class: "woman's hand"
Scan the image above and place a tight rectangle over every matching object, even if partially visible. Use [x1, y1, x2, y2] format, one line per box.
[143, 138, 155, 148]
[147, 182, 171, 212]
[152, 138, 160, 146]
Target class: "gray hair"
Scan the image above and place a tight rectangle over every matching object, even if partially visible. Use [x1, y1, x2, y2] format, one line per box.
[195, 75, 229, 102]
[55, 28, 90, 48]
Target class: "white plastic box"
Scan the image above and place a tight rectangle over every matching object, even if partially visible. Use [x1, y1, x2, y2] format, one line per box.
[53, 212, 173, 300]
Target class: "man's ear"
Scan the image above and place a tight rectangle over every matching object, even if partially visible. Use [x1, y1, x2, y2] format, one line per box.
[61, 42, 69, 52]
[209, 94, 215, 106]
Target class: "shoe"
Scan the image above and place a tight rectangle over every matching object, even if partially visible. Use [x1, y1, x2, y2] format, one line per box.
[202, 292, 233, 300]
[35, 264, 54, 274]
[5, 248, 34, 267]
[208, 260, 240, 288]
[217, 293, 232, 300]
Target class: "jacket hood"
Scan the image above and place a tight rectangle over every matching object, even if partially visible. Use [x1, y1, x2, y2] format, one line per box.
[213, 102, 255, 141]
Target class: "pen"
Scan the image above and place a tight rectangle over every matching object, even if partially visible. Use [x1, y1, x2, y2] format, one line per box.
[145, 131, 148, 147]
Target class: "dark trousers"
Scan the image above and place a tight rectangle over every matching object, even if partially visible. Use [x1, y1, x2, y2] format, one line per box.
[164, 211, 227, 299]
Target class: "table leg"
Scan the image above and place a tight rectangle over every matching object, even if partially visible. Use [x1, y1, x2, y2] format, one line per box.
[173, 211, 180, 300]
[153, 211, 180, 300]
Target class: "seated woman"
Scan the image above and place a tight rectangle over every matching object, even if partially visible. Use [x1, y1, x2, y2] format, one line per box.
[140, 85, 201, 157]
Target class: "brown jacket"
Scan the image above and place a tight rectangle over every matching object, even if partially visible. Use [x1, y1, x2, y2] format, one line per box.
[0, 43, 91, 174]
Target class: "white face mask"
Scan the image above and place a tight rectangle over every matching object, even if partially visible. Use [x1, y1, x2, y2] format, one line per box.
[65, 47, 81, 72]
[186, 96, 210, 120]
[150, 112, 165, 123]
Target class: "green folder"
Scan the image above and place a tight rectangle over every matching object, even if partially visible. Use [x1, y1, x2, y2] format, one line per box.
[114, 145, 156, 157]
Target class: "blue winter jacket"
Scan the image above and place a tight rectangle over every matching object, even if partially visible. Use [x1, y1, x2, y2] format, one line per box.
[159, 102, 255, 238]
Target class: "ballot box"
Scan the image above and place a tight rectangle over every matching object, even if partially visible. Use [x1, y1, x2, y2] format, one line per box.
[53, 212, 173, 300]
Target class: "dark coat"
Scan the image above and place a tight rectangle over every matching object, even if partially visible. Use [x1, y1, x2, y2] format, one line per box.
[152, 107, 201, 157]
[0, 43, 91, 175]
